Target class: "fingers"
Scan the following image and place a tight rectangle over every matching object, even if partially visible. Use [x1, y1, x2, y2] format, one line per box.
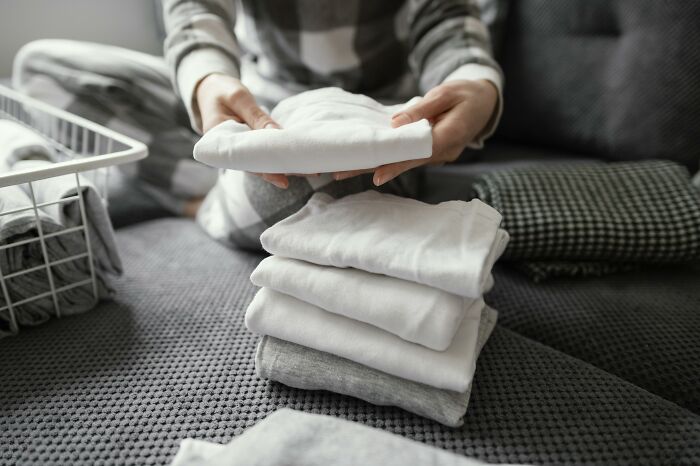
[372, 159, 426, 186]
[391, 87, 454, 128]
[251, 172, 289, 189]
[229, 89, 280, 130]
[372, 100, 473, 186]
[252, 172, 322, 189]
[262, 173, 289, 189]
[332, 168, 375, 181]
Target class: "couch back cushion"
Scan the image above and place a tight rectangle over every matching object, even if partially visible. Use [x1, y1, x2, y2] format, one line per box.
[496, 0, 700, 169]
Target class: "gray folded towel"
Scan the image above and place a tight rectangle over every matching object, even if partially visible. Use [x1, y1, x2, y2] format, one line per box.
[255, 307, 497, 427]
[0, 122, 122, 337]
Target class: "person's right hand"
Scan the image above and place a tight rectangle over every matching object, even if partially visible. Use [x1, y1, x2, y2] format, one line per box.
[195, 73, 290, 189]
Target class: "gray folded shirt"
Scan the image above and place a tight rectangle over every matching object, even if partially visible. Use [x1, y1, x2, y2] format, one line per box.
[256, 307, 498, 427]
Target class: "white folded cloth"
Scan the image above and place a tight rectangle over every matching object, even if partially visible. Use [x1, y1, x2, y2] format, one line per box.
[0, 120, 55, 171]
[170, 409, 514, 466]
[245, 288, 483, 392]
[193, 87, 432, 174]
[260, 191, 509, 298]
[251, 256, 491, 350]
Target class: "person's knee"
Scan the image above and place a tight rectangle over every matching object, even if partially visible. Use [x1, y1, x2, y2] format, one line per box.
[198, 172, 323, 251]
[198, 170, 386, 251]
[12, 39, 83, 86]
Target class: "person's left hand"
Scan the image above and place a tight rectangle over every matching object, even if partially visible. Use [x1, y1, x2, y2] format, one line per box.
[332, 79, 498, 186]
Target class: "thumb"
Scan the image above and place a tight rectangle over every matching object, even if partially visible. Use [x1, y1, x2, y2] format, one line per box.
[391, 92, 450, 128]
[236, 91, 281, 130]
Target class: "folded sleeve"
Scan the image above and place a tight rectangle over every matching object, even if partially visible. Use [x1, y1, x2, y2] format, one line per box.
[162, 0, 242, 132]
[406, 0, 504, 147]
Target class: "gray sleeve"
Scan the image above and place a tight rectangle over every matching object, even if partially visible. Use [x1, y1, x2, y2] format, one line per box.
[405, 0, 503, 93]
[162, 0, 242, 132]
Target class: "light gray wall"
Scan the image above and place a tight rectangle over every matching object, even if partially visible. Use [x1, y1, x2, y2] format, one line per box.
[0, 0, 162, 77]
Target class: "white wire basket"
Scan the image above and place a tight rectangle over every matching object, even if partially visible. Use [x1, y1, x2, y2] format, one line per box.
[0, 84, 147, 335]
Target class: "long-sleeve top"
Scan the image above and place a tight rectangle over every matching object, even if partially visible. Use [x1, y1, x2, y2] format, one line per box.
[162, 0, 503, 145]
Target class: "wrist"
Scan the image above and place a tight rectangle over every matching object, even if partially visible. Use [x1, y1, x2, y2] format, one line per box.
[195, 73, 225, 108]
[474, 79, 499, 118]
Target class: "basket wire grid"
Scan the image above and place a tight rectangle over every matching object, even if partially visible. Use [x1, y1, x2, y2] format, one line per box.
[0, 84, 147, 334]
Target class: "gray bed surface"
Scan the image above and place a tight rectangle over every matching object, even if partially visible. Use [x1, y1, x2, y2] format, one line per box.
[1, 218, 699, 465]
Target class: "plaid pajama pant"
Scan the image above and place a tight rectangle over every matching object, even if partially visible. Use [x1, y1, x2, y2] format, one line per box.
[13, 39, 213, 214]
[12, 39, 417, 249]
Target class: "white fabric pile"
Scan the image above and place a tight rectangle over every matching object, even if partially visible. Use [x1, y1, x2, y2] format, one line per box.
[193, 87, 433, 174]
[245, 191, 508, 424]
[170, 409, 525, 466]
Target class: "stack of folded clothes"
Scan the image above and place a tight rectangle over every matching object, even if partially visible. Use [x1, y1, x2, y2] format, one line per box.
[245, 190, 509, 427]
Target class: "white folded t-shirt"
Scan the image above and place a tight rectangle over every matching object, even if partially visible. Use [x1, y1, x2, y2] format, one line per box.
[245, 288, 484, 392]
[193, 87, 432, 173]
[260, 190, 509, 298]
[251, 256, 491, 351]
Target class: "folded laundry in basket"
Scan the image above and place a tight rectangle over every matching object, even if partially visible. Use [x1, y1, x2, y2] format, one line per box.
[193, 87, 433, 174]
[251, 256, 492, 350]
[0, 184, 112, 337]
[472, 160, 700, 280]
[0, 146, 122, 337]
[170, 409, 504, 466]
[256, 306, 497, 427]
[261, 190, 509, 298]
[15, 160, 122, 276]
[245, 288, 483, 392]
[0, 120, 56, 171]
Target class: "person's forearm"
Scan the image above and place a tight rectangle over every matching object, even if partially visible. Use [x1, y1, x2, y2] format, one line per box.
[406, 0, 503, 147]
[162, 0, 241, 133]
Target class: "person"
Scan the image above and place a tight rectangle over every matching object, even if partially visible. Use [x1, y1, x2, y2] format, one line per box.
[13, 0, 502, 248]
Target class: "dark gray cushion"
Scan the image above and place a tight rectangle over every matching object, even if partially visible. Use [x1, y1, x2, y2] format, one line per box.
[1, 219, 699, 465]
[487, 262, 700, 414]
[496, 0, 700, 170]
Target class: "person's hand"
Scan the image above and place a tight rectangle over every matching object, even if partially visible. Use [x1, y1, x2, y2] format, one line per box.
[195, 73, 291, 188]
[332, 79, 498, 186]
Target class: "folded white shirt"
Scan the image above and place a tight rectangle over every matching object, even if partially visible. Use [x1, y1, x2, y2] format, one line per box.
[0, 120, 55, 171]
[245, 288, 483, 392]
[251, 256, 490, 351]
[260, 191, 509, 298]
[193, 87, 432, 173]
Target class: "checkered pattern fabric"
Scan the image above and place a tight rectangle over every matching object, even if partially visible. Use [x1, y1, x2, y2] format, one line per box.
[513, 261, 638, 283]
[473, 160, 700, 279]
[162, 0, 503, 131]
[12, 39, 217, 215]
